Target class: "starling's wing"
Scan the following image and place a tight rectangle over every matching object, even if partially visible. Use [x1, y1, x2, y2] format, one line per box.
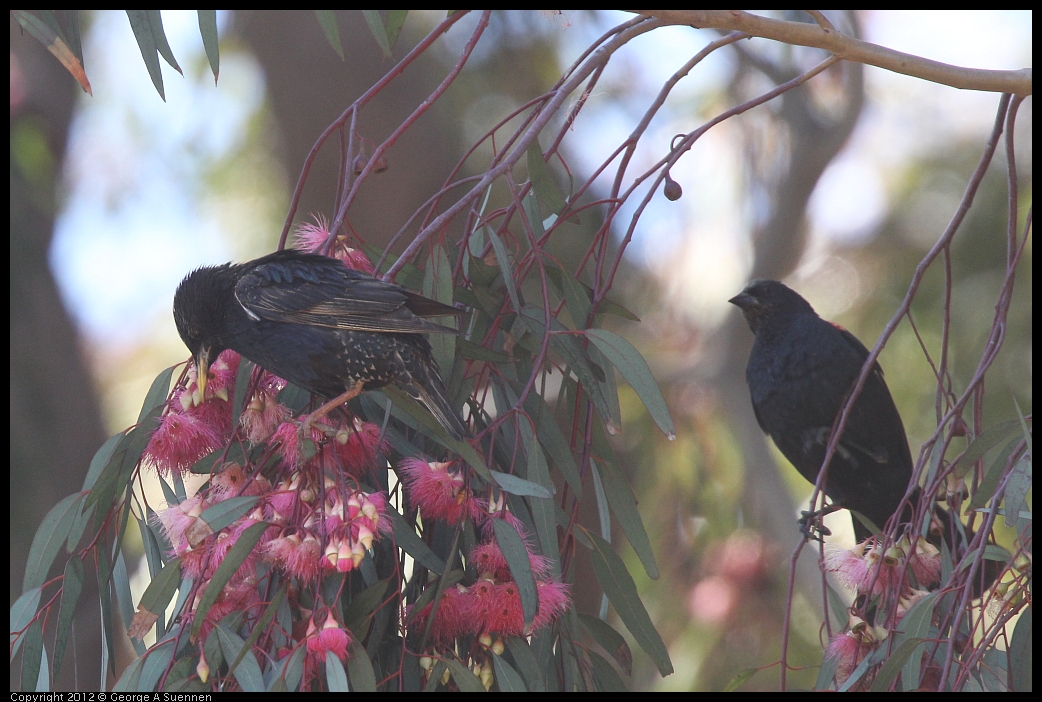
[235, 251, 461, 334]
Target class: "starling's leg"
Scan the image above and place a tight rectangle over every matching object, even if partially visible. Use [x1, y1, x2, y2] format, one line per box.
[299, 380, 366, 436]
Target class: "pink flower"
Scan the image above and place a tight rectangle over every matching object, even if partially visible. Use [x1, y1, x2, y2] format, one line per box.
[241, 386, 288, 443]
[271, 420, 325, 469]
[293, 215, 375, 274]
[264, 529, 323, 582]
[408, 586, 471, 644]
[397, 458, 482, 524]
[532, 580, 570, 630]
[826, 631, 869, 685]
[908, 540, 942, 587]
[152, 495, 208, 554]
[469, 540, 552, 581]
[468, 580, 526, 636]
[144, 407, 221, 475]
[306, 615, 351, 663]
[333, 418, 388, 477]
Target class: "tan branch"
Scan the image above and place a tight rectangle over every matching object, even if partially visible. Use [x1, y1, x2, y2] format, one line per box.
[633, 10, 1031, 96]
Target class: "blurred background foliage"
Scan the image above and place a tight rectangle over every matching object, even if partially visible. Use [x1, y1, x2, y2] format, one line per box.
[11, 10, 1030, 690]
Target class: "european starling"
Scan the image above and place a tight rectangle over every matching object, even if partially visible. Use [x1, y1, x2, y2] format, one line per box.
[730, 279, 913, 542]
[173, 248, 468, 440]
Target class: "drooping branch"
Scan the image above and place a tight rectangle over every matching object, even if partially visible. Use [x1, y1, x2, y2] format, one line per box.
[633, 10, 1032, 96]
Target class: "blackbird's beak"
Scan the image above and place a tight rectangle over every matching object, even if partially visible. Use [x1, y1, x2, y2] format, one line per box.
[728, 291, 758, 310]
[729, 291, 764, 333]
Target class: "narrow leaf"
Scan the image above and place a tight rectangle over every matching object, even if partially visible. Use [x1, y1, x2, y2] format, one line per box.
[346, 638, 378, 691]
[200, 496, 259, 532]
[493, 519, 538, 628]
[490, 651, 527, 691]
[586, 531, 673, 677]
[9, 587, 42, 659]
[138, 365, 173, 424]
[191, 522, 268, 639]
[588, 649, 627, 691]
[315, 10, 344, 59]
[526, 141, 568, 218]
[586, 328, 675, 439]
[326, 649, 349, 691]
[486, 226, 521, 314]
[490, 470, 554, 498]
[125, 10, 166, 100]
[593, 459, 658, 579]
[505, 636, 545, 691]
[443, 657, 486, 692]
[216, 624, 265, 692]
[384, 11, 409, 49]
[578, 612, 632, 675]
[388, 509, 445, 574]
[12, 11, 91, 94]
[362, 10, 393, 58]
[197, 10, 219, 80]
[953, 419, 1020, 478]
[23, 493, 84, 591]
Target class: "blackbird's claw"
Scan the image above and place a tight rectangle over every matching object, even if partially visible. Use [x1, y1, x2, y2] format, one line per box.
[799, 510, 831, 541]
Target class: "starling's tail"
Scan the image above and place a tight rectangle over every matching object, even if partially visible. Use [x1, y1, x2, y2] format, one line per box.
[415, 376, 468, 440]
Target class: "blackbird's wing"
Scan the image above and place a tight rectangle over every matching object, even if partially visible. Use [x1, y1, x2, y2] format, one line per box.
[825, 324, 911, 472]
[780, 320, 913, 531]
[234, 250, 461, 334]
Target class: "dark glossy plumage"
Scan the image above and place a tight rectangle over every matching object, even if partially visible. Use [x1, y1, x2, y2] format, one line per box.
[730, 279, 913, 541]
[174, 249, 467, 439]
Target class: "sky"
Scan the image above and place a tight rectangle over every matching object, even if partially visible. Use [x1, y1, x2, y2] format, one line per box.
[44, 10, 1032, 430]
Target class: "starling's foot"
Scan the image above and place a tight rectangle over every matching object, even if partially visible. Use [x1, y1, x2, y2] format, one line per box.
[298, 381, 366, 439]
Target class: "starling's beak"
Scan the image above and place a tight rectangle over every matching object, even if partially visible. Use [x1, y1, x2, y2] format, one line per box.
[194, 348, 212, 400]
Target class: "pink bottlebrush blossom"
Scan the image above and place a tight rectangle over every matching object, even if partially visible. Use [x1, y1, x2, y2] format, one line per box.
[241, 387, 289, 443]
[209, 464, 270, 500]
[153, 495, 209, 554]
[264, 529, 324, 582]
[145, 407, 222, 476]
[271, 420, 325, 469]
[469, 540, 552, 582]
[532, 580, 570, 630]
[478, 500, 528, 537]
[908, 540, 942, 588]
[333, 418, 388, 477]
[397, 457, 482, 524]
[408, 586, 471, 644]
[468, 579, 525, 636]
[293, 215, 375, 274]
[826, 631, 870, 685]
[312, 617, 352, 662]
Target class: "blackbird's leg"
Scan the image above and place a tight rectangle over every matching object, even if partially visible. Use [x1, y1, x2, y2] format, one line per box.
[298, 380, 366, 436]
[799, 503, 842, 541]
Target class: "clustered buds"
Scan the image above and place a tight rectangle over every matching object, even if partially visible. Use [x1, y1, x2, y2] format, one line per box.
[144, 346, 394, 688]
[822, 535, 944, 685]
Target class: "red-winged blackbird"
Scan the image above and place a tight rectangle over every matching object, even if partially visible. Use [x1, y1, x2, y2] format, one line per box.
[173, 248, 468, 439]
[730, 279, 914, 542]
